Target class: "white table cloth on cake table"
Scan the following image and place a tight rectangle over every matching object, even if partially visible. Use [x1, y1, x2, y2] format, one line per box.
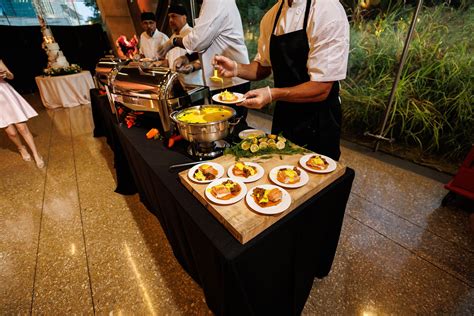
[35, 71, 95, 109]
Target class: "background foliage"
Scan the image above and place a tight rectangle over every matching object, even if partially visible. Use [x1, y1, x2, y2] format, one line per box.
[237, 0, 473, 162]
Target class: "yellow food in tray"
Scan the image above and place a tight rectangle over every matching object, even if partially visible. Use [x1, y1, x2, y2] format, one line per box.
[176, 107, 233, 124]
[219, 90, 238, 102]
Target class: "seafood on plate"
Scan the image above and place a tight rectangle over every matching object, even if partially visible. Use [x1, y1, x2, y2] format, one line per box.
[251, 187, 283, 207]
[194, 164, 219, 181]
[276, 167, 301, 184]
[210, 179, 242, 200]
[232, 162, 257, 178]
[306, 155, 329, 170]
[219, 90, 238, 102]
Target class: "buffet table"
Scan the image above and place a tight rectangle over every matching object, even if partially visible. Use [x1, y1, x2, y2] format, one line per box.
[90, 89, 355, 315]
[35, 71, 95, 109]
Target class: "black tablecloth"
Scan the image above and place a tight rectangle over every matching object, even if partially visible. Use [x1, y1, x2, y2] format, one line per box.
[90, 89, 355, 315]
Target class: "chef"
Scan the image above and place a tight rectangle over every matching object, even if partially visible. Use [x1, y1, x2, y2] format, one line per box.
[163, 4, 203, 86]
[157, 0, 250, 121]
[139, 12, 169, 60]
[214, 0, 349, 160]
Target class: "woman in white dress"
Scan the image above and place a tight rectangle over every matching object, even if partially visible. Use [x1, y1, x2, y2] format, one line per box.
[0, 60, 44, 168]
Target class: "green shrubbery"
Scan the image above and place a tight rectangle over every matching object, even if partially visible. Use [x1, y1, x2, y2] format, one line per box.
[342, 4, 473, 161]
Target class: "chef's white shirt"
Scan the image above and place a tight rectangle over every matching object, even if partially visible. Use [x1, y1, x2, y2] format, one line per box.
[166, 24, 204, 86]
[255, 0, 350, 82]
[182, 0, 249, 91]
[139, 29, 169, 60]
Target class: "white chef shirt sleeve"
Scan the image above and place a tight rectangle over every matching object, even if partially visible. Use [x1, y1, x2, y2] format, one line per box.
[253, 10, 274, 67]
[307, 18, 350, 82]
[182, 0, 226, 53]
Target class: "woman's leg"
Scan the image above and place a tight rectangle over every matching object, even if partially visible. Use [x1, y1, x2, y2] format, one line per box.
[14, 122, 44, 168]
[4, 124, 31, 161]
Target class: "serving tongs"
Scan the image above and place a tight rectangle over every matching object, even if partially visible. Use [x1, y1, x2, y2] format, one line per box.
[168, 160, 203, 171]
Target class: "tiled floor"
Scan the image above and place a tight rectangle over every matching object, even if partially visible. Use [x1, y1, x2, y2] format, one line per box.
[1, 95, 473, 314]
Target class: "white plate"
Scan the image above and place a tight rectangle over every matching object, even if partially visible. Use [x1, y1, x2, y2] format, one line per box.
[227, 161, 265, 183]
[212, 92, 246, 104]
[299, 154, 337, 174]
[269, 165, 309, 188]
[238, 129, 266, 140]
[205, 178, 247, 205]
[188, 162, 225, 183]
[246, 184, 292, 215]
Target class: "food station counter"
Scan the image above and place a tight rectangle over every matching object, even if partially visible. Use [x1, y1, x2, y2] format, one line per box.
[90, 62, 354, 314]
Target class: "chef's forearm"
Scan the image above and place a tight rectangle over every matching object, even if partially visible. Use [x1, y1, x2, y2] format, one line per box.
[236, 61, 271, 81]
[271, 81, 334, 103]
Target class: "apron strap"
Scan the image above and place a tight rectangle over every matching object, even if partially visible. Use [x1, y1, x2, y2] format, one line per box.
[272, 0, 312, 34]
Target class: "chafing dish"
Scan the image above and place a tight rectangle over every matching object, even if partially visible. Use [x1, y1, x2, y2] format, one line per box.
[94, 56, 127, 90]
[171, 105, 241, 158]
[108, 64, 209, 135]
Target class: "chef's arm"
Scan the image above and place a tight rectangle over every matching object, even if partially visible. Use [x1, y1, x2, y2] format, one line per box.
[235, 61, 272, 81]
[272, 81, 333, 103]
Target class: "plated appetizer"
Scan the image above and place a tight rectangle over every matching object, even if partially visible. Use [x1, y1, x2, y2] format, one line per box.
[210, 179, 242, 200]
[269, 165, 309, 188]
[299, 154, 337, 174]
[245, 184, 291, 215]
[276, 167, 301, 184]
[219, 90, 238, 102]
[205, 178, 247, 205]
[306, 155, 329, 171]
[188, 162, 224, 183]
[251, 187, 283, 208]
[232, 162, 257, 178]
[194, 164, 218, 181]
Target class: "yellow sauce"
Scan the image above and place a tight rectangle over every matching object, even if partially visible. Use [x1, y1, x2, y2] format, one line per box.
[176, 107, 233, 124]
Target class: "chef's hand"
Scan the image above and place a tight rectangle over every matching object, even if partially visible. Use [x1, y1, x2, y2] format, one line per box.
[239, 86, 272, 109]
[173, 55, 190, 71]
[157, 39, 174, 59]
[0, 71, 6, 79]
[213, 55, 238, 78]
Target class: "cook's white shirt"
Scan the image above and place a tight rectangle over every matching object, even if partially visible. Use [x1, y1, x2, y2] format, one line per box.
[255, 0, 350, 82]
[182, 0, 249, 91]
[166, 24, 204, 86]
[139, 29, 169, 60]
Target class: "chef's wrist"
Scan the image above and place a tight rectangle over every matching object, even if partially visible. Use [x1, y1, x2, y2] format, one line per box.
[172, 37, 182, 48]
[233, 61, 239, 77]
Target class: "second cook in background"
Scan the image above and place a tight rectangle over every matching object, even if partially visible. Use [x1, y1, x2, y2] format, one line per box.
[139, 12, 169, 60]
[214, 0, 350, 160]
[163, 4, 203, 86]
[157, 0, 250, 124]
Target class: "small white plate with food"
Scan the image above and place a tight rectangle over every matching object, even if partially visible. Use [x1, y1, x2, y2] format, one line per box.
[227, 161, 264, 183]
[299, 154, 337, 173]
[205, 178, 247, 205]
[238, 129, 266, 140]
[269, 165, 309, 189]
[212, 91, 245, 104]
[188, 162, 225, 183]
[246, 184, 291, 215]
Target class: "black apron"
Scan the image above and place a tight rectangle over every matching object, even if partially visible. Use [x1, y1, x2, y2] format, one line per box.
[270, 0, 342, 160]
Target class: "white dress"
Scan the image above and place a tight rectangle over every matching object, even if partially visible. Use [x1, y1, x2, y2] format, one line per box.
[0, 60, 38, 128]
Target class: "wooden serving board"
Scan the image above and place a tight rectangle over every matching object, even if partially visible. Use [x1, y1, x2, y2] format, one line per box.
[179, 153, 346, 244]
